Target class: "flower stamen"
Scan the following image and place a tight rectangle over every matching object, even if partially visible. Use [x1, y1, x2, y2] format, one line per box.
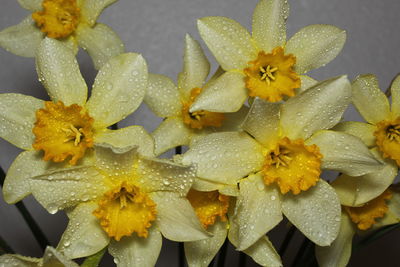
[374, 118, 400, 165]
[259, 65, 278, 86]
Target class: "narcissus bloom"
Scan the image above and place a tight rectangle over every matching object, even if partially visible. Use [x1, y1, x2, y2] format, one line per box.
[190, 0, 346, 113]
[1, 38, 149, 204]
[25, 144, 208, 266]
[145, 34, 248, 156]
[316, 186, 400, 267]
[182, 76, 383, 250]
[0, 0, 124, 69]
[0, 246, 78, 267]
[332, 74, 400, 206]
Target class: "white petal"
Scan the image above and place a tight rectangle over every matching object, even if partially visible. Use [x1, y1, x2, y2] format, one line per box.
[178, 34, 210, 98]
[182, 132, 264, 185]
[217, 105, 249, 132]
[151, 192, 209, 242]
[36, 38, 88, 106]
[332, 149, 397, 207]
[0, 16, 43, 57]
[306, 130, 383, 176]
[190, 71, 247, 113]
[315, 212, 355, 267]
[0, 254, 39, 267]
[136, 157, 196, 197]
[232, 173, 282, 250]
[76, 23, 124, 70]
[3, 151, 67, 204]
[94, 144, 138, 174]
[351, 74, 390, 124]
[58, 203, 109, 259]
[0, 93, 43, 150]
[252, 0, 288, 52]
[18, 0, 43, 11]
[282, 180, 341, 246]
[30, 166, 106, 213]
[280, 76, 351, 140]
[151, 117, 192, 156]
[86, 53, 147, 128]
[145, 74, 181, 118]
[241, 98, 280, 148]
[286, 24, 346, 74]
[192, 178, 239, 197]
[108, 227, 162, 267]
[298, 75, 318, 94]
[79, 0, 117, 26]
[184, 221, 228, 267]
[390, 74, 400, 117]
[197, 17, 256, 70]
[94, 125, 155, 157]
[41, 247, 80, 267]
[333, 121, 376, 148]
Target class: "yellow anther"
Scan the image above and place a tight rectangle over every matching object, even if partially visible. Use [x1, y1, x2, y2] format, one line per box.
[61, 125, 83, 146]
[259, 65, 278, 86]
[374, 118, 400, 166]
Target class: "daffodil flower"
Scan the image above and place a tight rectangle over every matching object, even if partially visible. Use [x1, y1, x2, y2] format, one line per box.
[23, 144, 208, 266]
[316, 185, 400, 267]
[145, 34, 249, 156]
[190, 0, 346, 113]
[0, 0, 124, 69]
[1, 38, 149, 205]
[332, 74, 400, 206]
[0, 246, 78, 267]
[182, 76, 383, 251]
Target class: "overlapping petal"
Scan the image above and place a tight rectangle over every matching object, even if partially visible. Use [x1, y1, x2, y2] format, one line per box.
[390, 75, 400, 117]
[333, 121, 376, 148]
[80, 0, 118, 26]
[17, 0, 43, 12]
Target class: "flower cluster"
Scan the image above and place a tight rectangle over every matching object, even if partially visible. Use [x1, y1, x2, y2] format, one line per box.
[0, 0, 399, 266]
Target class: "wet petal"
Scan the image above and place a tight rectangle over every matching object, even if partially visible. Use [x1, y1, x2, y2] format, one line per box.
[286, 24, 346, 74]
[182, 132, 264, 185]
[42, 247, 80, 267]
[282, 180, 341, 246]
[298, 75, 318, 94]
[145, 74, 181, 118]
[280, 76, 351, 140]
[18, 0, 43, 11]
[94, 144, 138, 174]
[86, 53, 147, 128]
[197, 16, 255, 70]
[80, 0, 118, 26]
[333, 121, 376, 148]
[390, 74, 400, 117]
[252, 0, 288, 52]
[306, 130, 383, 176]
[36, 38, 88, 106]
[217, 105, 249, 132]
[76, 23, 124, 70]
[108, 227, 161, 267]
[58, 203, 109, 259]
[351, 74, 390, 124]
[0, 16, 43, 57]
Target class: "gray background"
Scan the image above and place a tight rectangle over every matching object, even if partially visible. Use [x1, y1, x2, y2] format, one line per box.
[1, 0, 400, 266]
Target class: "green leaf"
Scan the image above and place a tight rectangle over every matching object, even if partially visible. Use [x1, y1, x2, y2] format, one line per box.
[80, 248, 106, 267]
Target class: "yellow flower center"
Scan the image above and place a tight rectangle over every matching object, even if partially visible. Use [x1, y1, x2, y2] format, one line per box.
[344, 189, 392, 230]
[374, 118, 400, 166]
[262, 137, 322, 195]
[32, 101, 94, 165]
[32, 0, 80, 39]
[93, 182, 157, 241]
[244, 47, 301, 102]
[182, 87, 225, 129]
[187, 189, 230, 229]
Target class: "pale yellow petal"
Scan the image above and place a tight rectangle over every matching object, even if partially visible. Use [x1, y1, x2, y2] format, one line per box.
[79, 0, 118, 26]
[252, 0, 288, 51]
[18, 0, 43, 11]
[94, 144, 138, 174]
[197, 16, 256, 70]
[233, 173, 282, 251]
[145, 74, 181, 118]
[217, 105, 249, 132]
[315, 212, 355, 267]
[351, 74, 390, 124]
[281, 76, 351, 140]
[108, 227, 161, 267]
[178, 34, 210, 98]
[190, 71, 247, 113]
[41, 247, 80, 267]
[86, 53, 147, 128]
[36, 38, 88, 106]
[286, 24, 346, 74]
[306, 130, 383, 176]
[94, 125, 155, 157]
[241, 98, 280, 148]
[390, 74, 400, 117]
[192, 178, 239, 197]
[282, 180, 341, 246]
[0, 16, 43, 57]
[58, 203, 109, 259]
[297, 75, 318, 94]
[333, 121, 376, 148]
[0, 255, 39, 267]
[76, 23, 124, 70]
[332, 149, 397, 207]
[182, 132, 264, 185]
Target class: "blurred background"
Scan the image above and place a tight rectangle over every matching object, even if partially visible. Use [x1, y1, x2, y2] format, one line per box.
[1, 0, 400, 266]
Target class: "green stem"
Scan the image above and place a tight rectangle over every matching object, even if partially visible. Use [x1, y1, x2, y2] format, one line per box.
[81, 248, 106, 267]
